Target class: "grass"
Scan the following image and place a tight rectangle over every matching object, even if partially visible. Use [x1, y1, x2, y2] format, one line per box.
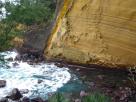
[48, 92, 111, 102]
[82, 92, 111, 102]
[48, 93, 70, 102]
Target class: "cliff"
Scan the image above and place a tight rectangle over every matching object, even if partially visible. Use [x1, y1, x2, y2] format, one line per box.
[45, 0, 136, 67]
[19, 0, 63, 53]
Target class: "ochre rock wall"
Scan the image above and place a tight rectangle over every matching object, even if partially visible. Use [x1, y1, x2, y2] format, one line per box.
[45, 0, 136, 67]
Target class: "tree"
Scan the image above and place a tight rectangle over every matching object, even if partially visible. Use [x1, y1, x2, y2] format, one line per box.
[0, 0, 56, 51]
[4, 0, 55, 25]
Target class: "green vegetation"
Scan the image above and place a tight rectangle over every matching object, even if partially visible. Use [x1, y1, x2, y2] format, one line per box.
[0, 0, 56, 51]
[48, 92, 111, 102]
[49, 93, 70, 102]
[4, 0, 55, 25]
[82, 92, 111, 102]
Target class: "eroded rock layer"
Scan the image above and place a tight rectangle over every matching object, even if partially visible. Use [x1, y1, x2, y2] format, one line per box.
[45, 0, 136, 67]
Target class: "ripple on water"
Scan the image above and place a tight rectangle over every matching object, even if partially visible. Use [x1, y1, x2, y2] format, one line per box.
[0, 51, 71, 99]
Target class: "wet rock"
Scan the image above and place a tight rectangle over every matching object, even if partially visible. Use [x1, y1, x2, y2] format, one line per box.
[37, 80, 43, 84]
[113, 87, 132, 101]
[0, 97, 8, 102]
[7, 57, 13, 61]
[6, 88, 23, 100]
[89, 82, 95, 87]
[80, 91, 88, 97]
[55, 63, 64, 68]
[20, 89, 29, 94]
[31, 97, 44, 102]
[12, 62, 19, 67]
[22, 54, 29, 61]
[17, 47, 45, 63]
[27, 61, 34, 65]
[103, 82, 117, 89]
[97, 75, 105, 80]
[76, 68, 80, 71]
[22, 97, 30, 102]
[80, 76, 87, 80]
[29, 55, 35, 60]
[0, 80, 6, 88]
[15, 55, 21, 61]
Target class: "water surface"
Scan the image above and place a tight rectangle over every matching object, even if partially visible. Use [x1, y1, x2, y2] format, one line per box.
[0, 51, 73, 99]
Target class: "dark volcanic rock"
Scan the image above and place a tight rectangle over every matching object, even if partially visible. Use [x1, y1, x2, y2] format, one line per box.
[0, 97, 8, 102]
[31, 97, 44, 102]
[0, 80, 6, 88]
[6, 88, 23, 100]
[12, 62, 19, 67]
[55, 63, 64, 68]
[7, 57, 13, 61]
[22, 97, 30, 102]
[15, 55, 21, 61]
[15, 48, 45, 63]
[37, 80, 43, 84]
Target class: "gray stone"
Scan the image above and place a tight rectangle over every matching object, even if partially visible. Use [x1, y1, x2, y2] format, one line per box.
[0, 97, 8, 102]
[22, 97, 30, 102]
[31, 97, 44, 102]
[6, 88, 23, 100]
[0, 80, 6, 88]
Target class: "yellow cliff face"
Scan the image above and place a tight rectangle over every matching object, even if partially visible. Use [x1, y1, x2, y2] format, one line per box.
[45, 0, 136, 67]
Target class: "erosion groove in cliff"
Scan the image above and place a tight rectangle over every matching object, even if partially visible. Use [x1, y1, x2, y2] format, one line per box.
[45, 0, 136, 67]
[46, 0, 73, 51]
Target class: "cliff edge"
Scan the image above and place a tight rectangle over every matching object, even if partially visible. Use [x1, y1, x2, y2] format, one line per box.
[45, 0, 136, 67]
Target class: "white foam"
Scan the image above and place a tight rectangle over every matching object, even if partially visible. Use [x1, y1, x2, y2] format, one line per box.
[0, 51, 71, 98]
[1, 50, 18, 60]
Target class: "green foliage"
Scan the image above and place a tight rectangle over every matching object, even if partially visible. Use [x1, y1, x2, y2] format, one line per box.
[0, 0, 55, 51]
[4, 0, 55, 25]
[82, 92, 111, 102]
[49, 93, 70, 102]
[0, 22, 14, 51]
[48, 92, 111, 102]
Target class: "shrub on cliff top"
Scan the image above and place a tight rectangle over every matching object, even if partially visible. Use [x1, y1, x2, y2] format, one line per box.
[3, 0, 56, 25]
[0, 0, 56, 51]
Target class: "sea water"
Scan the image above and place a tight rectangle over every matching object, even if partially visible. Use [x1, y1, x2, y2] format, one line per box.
[0, 51, 71, 99]
[0, 50, 87, 99]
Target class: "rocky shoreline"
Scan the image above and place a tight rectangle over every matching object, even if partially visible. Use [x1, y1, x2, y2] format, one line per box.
[0, 49, 135, 102]
[0, 50, 48, 102]
[50, 61, 136, 102]
[0, 88, 48, 102]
